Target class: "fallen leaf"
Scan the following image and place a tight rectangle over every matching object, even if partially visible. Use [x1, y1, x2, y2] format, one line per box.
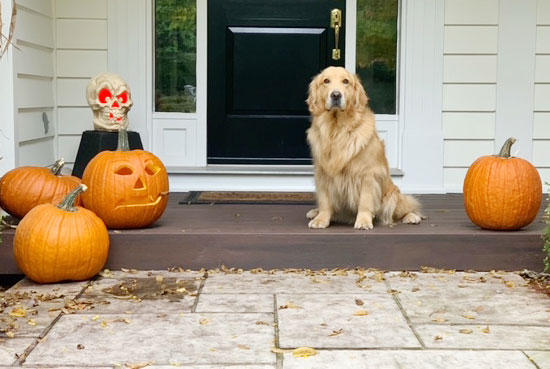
[6, 331, 14, 338]
[388, 289, 401, 295]
[311, 277, 329, 284]
[293, 347, 318, 358]
[256, 321, 270, 326]
[462, 314, 476, 320]
[9, 307, 27, 318]
[353, 310, 369, 316]
[329, 328, 344, 337]
[156, 275, 164, 283]
[432, 317, 447, 323]
[238, 344, 250, 350]
[101, 320, 109, 328]
[77, 344, 85, 350]
[92, 315, 100, 321]
[27, 319, 37, 326]
[125, 361, 155, 369]
[279, 302, 303, 310]
[459, 329, 473, 334]
[481, 326, 490, 334]
[434, 335, 443, 341]
[199, 318, 210, 325]
[504, 281, 515, 288]
[355, 298, 364, 306]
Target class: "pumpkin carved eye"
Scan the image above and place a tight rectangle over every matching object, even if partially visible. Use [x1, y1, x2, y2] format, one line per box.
[115, 166, 133, 175]
[145, 165, 160, 176]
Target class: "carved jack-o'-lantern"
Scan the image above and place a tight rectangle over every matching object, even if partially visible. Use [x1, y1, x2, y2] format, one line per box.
[87, 73, 133, 131]
[81, 128, 169, 229]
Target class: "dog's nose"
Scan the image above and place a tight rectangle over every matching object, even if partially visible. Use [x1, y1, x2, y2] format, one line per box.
[330, 91, 342, 100]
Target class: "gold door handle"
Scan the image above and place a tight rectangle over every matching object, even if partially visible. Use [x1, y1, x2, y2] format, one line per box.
[331, 9, 342, 60]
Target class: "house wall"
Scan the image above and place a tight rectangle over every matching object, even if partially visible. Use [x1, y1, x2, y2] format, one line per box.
[54, 0, 109, 167]
[12, 0, 56, 167]
[442, 0, 550, 192]
[533, 0, 550, 185]
[8, 0, 547, 192]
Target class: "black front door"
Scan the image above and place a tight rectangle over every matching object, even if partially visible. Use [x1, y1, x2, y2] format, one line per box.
[208, 0, 345, 165]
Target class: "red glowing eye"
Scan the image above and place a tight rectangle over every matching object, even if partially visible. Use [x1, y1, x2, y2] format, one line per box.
[118, 91, 129, 104]
[98, 88, 113, 104]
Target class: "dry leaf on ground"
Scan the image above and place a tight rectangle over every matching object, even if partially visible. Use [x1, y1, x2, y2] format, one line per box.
[125, 361, 155, 369]
[355, 298, 364, 306]
[353, 310, 369, 316]
[293, 347, 318, 357]
[279, 302, 303, 310]
[459, 329, 473, 334]
[329, 329, 344, 337]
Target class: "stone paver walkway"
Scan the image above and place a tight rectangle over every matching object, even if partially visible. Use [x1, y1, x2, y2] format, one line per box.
[0, 268, 549, 368]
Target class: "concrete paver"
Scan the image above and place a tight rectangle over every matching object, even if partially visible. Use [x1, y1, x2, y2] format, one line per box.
[24, 313, 275, 366]
[196, 294, 274, 313]
[0, 270, 548, 367]
[277, 293, 420, 348]
[282, 350, 539, 369]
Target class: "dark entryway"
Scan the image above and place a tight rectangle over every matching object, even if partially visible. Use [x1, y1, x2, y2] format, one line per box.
[207, 0, 345, 164]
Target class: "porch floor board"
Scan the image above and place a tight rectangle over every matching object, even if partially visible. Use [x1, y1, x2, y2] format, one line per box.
[0, 193, 546, 273]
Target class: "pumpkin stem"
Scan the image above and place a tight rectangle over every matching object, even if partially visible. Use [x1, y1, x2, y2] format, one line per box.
[57, 184, 87, 212]
[50, 158, 65, 175]
[117, 127, 130, 152]
[497, 137, 517, 158]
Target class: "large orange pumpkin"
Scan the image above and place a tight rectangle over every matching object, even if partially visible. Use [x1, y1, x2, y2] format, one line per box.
[463, 137, 542, 230]
[81, 128, 169, 229]
[14, 185, 109, 284]
[0, 159, 82, 219]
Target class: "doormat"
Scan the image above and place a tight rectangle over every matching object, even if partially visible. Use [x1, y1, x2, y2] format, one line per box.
[180, 191, 316, 205]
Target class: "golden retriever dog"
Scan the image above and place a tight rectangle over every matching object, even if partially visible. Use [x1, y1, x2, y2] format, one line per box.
[306, 66, 422, 229]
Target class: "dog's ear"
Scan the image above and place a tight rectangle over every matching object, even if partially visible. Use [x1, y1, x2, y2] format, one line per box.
[306, 73, 325, 116]
[352, 74, 369, 110]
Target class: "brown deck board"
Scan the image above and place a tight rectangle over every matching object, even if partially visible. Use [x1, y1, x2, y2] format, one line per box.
[0, 193, 546, 273]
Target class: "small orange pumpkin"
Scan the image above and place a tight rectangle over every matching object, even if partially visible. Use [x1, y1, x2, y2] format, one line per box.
[463, 137, 542, 230]
[14, 185, 109, 284]
[0, 159, 82, 219]
[81, 128, 169, 229]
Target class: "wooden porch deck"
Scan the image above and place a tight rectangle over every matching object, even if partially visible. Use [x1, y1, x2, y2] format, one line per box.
[0, 193, 546, 273]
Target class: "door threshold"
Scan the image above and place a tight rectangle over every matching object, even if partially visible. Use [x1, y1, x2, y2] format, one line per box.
[168, 165, 404, 177]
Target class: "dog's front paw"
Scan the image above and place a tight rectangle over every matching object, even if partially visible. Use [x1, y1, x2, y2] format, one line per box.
[309, 214, 330, 229]
[402, 212, 422, 224]
[354, 214, 374, 230]
[306, 208, 319, 219]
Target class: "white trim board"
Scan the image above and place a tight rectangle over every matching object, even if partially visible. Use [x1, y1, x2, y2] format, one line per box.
[0, 0, 17, 174]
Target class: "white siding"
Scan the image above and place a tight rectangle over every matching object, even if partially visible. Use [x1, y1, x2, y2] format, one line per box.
[13, 2, 56, 166]
[442, 1, 498, 191]
[535, 1, 550, 185]
[55, 0, 108, 165]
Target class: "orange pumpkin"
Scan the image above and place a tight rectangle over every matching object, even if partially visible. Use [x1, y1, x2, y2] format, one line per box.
[463, 137, 542, 230]
[14, 185, 109, 284]
[81, 128, 169, 229]
[0, 159, 82, 219]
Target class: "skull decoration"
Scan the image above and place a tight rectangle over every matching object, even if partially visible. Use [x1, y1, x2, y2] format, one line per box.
[87, 73, 133, 131]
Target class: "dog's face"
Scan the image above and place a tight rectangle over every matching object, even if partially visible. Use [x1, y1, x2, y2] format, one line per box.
[306, 67, 369, 116]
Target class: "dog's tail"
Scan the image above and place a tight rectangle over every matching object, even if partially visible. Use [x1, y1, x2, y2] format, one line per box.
[379, 187, 421, 225]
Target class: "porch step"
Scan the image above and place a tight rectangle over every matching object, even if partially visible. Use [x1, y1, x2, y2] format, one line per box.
[0, 193, 545, 273]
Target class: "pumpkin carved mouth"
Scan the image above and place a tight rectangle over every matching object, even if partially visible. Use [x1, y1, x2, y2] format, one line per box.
[114, 195, 163, 209]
